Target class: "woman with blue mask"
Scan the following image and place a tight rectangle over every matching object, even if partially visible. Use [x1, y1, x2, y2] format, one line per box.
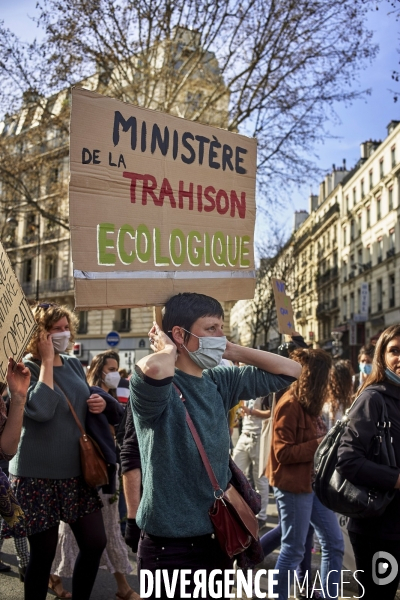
[337, 325, 400, 600]
[354, 345, 374, 391]
[125, 292, 302, 599]
[51, 350, 138, 600]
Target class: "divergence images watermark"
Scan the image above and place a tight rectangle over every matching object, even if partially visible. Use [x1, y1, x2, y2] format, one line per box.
[139, 569, 366, 598]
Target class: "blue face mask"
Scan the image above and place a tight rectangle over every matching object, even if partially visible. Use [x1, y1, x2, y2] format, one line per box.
[359, 363, 372, 375]
[385, 367, 400, 386]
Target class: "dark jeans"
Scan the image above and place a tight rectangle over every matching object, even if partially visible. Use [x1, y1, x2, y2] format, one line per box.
[137, 531, 234, 599]
[349, 531, 400, 600]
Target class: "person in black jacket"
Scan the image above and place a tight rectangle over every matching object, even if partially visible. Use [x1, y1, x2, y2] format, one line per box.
[336, 324, 400, 600]
[120, 401, 142, 553]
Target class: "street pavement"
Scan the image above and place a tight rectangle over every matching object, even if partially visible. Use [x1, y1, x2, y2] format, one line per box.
[1, 498, 399, 599]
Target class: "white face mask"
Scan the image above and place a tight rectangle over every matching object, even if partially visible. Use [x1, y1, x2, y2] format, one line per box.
[51, 331, 71, 354]
[102, 371, 120, 389]
[180, 328, 227, 370]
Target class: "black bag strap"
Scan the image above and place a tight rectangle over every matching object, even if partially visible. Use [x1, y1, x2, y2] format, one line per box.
[344, 385, 396, 467]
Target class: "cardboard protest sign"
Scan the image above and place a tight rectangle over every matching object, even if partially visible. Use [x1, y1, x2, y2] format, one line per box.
[69, 88, 257, 309]
[0, 241, 37, 387]
[272, 278, 295, 335]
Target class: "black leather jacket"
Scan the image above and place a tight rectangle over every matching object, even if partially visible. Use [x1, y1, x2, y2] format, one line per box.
[336, 380, 400, 539]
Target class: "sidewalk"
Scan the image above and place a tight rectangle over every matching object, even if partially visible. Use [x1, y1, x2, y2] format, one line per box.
[1, 501, 399, 599]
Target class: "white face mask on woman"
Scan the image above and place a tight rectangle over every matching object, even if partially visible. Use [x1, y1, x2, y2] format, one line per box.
[51, 331, 71, 354]
[180, 328, 227, 370]
[102, 371, 120, 389]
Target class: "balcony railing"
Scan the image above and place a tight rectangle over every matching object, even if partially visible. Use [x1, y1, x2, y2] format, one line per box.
[43, 228, 60, 241]
[22, 232, 38, 245]
[316, 302, 329, 315]
[387, 248, 396, 259]
[316, 266, 339, 286]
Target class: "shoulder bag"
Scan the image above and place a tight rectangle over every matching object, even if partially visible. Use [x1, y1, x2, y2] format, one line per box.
[28, 360, 109, 488]
[174, 384, 259, 558]
[54, 378, 109, 489]
[313, 387, 396, 518]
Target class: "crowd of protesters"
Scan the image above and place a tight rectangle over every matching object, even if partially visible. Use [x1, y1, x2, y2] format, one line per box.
[0, 292, 399, 600]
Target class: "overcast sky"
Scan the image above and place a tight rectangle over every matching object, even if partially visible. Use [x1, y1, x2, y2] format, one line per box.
[2, 0, 399, 238]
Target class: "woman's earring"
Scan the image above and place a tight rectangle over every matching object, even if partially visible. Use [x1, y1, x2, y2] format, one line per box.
[180, 344, 183, 348]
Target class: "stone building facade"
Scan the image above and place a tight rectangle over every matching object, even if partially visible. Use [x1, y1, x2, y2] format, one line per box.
[0, 27, 232, 368]
[231, 120, 400, 364]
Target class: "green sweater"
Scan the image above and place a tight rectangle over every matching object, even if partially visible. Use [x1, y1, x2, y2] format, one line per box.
[9, 355, 90, 479]
[130, 365, 294, 537]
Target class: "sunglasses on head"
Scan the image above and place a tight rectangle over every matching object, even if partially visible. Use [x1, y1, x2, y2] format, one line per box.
[37, 302, 59, 310]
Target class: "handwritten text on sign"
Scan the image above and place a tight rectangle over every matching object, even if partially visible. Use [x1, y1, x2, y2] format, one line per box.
[69, 88, 256, 308]
[272, 278, 295, 335]
[0, 242, 36, 383]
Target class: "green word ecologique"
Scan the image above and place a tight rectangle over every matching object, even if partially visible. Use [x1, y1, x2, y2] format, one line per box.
[97, 224, 251, 268]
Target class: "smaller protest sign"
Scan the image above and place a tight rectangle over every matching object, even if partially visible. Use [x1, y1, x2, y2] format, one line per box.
[0, 241, 37, 389]
[272, 278, 295, 335]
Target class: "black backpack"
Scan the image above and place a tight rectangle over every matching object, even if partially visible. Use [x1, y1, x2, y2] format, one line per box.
[313, 387, 396, 519]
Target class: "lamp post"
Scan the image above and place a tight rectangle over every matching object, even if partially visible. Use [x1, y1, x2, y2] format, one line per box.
[331, 330, 343, 358]
[35, 215, 41, 302]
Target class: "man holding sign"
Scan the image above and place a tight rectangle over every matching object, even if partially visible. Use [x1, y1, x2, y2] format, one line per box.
[126, 291, 301, 598]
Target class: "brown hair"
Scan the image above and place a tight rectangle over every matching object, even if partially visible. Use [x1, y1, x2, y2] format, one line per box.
[87, 350, 120, 389]
[289, 348, 332, 417]
[358, 344, 374, 362]
[26, 302, 77, 356]
[358, 324, 400, 395]
[328, 360, 354, 418]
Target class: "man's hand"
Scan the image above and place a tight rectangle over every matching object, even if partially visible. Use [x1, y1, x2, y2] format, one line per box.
[222, 340, 239, 362]
[125, 518, 141, 552]
[148, 323, 177, 355]
[137, 322, 177, 380]
[87, 394, 106, 413]
[6, 359, 30, 401]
